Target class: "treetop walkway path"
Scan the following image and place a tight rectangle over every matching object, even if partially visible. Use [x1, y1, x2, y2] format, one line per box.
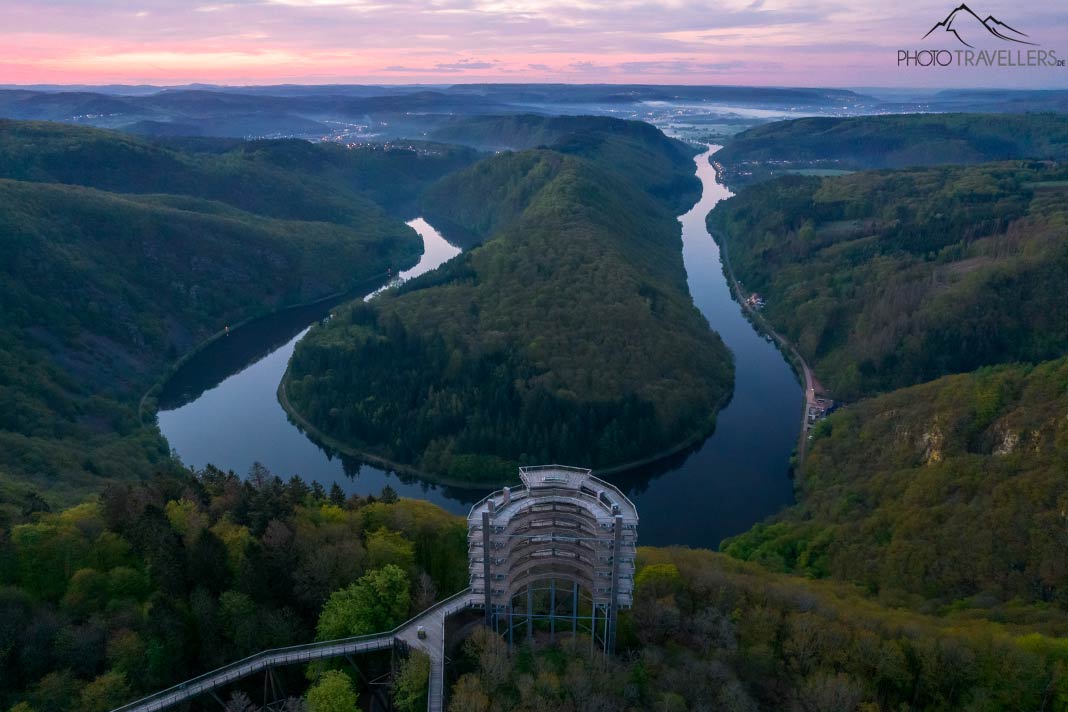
[110, 588, 477, 712]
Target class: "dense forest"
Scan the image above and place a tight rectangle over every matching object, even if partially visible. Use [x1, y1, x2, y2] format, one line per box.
[13, 479, 1068, 712]
[427, 115, 703, 211]
[715, 113, 1068, 188]
[421, 115, 703, 246]
[0, 468, 466, 712]
[723, 357, 1068, 616]
[0, 121, 477, 220]
[284, 117, 733, 483]
[709, 161, 1068, 399]
[448, 546, 1068, 712]
[0, 120, 474, 511]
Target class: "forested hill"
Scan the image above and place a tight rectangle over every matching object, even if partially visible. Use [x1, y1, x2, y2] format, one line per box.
[709, 161, 1068, 400]
[430, 113, 611, 150]
[284, 117, 733, 483]
[725, 358, 1068, 618]
[0, 120, 477, 216]
[708, 138, 1068, 632]
[428, 114, 701, 216]
[0, 121, 470, 506]
[715, 113, 1068, 188]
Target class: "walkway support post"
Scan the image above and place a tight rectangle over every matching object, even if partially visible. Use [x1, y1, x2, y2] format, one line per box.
[572, 581, 578, 636]
[481, 510, 492, 626]
[526, 586, 533, 642]
[608, 513, 623, 655]
[549, 579, 556, 643]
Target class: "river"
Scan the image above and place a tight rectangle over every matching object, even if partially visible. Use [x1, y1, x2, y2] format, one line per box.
[156, 147, 801, 548]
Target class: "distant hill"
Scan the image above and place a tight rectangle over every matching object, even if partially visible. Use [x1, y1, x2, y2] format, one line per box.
[284, 116, 732, 483]
[0, 121, 474, 502]
[715, 113, 1068, 188]
[4, 85, 1068, 144]
[0, 88, 514, 140]
[437, 83, 866, 106]
[709, 161, 1068, 400]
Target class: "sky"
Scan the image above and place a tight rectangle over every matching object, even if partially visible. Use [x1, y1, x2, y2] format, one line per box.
[1, 0, 1066, 87]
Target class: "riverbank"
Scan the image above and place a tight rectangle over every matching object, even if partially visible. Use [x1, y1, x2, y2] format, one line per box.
[710, 225, 824, 462]
[278, 371, 732, 491]
[138, 270, 394, 428]
[276, 377, 509, 490]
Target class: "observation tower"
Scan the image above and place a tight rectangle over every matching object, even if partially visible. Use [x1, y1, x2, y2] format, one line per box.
[468, 465, 638, 653]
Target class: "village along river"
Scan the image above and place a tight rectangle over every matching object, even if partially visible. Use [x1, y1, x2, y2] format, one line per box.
[157, 148, 800, 548]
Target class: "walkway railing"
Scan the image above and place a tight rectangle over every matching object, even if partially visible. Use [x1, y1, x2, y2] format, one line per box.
[110, 587, 474, 712]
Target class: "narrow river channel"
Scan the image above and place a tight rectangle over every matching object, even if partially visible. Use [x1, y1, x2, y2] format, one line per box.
[157, 148, 801, 548]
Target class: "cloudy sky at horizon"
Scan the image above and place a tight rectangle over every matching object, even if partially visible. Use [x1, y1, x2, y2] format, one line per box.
[1, 0, 1065, 87]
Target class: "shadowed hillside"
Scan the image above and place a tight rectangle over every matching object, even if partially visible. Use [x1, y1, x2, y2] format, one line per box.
[709, 161, 1068, 400]
[0, 121, 474, 504]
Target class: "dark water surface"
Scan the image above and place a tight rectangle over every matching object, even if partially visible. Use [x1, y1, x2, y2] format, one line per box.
[157, 151, 801, 547]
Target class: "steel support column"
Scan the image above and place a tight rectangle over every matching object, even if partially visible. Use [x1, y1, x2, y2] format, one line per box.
[526, 586, 533, 641]
[481, 511, 492, 625]
[590, 603, 596, 653]
[549, 579, 556, 643]
[572, 581, 578, 636]
[608, 513, 623, 655]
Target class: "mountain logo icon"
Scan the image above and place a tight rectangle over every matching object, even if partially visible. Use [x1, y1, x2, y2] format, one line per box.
[922, 4, 1038, 48]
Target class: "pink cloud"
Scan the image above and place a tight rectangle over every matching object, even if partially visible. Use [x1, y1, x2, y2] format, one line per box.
[0, 0, 1065, 86]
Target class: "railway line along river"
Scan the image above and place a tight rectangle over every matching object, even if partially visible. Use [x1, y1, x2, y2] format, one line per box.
[156, 147, 801, 548]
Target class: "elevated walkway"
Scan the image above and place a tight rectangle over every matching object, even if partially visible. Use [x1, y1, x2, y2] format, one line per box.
[110, 588, 476, 712]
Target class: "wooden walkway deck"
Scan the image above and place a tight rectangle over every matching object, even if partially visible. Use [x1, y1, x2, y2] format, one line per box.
[110, 589, 477, 712]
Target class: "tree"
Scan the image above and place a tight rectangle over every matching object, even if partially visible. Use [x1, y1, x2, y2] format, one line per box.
[306, 670, 358, 712]
[366, 528, 415, 572]
[223, 691, 258, 712]
[463, 627, 509, 690]
[186, 530, 231, 594]
[30, 670, 78, 712]
[413, 572, 437, 612]
[393, 651, 430, 712]
[21, 492, 51, 518]
[78, 672, 131, 712]
[220, 591, 261, 655]
[635, 563, 682, 598]
[316, 564, 410, 640]
[379, 486, 399, 504]
[447, 674, 489, 712]
[106, 629, 146, 687]
[164, 499, 207, 545]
